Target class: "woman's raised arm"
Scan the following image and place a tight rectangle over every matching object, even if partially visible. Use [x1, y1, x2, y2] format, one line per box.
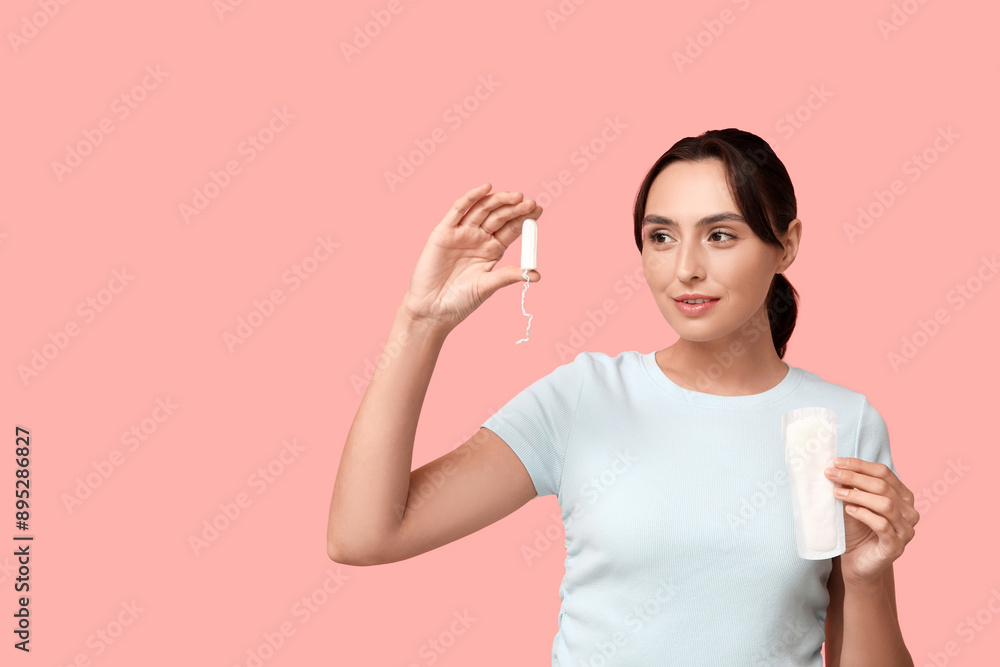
[327, 184, 543, 565]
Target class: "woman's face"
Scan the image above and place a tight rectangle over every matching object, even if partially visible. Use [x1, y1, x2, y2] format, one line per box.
[640, 158, 792, 345]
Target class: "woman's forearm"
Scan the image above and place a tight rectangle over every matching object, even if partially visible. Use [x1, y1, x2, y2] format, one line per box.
[327, 302, 449, 563]
[839, 575, 913, 666]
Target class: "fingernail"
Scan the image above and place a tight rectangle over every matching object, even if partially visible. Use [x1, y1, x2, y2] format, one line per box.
[825, 467, 840, 478]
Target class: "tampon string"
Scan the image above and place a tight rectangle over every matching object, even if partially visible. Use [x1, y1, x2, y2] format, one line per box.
[515, 269, 533, 344]
[515, 218, 538, 345]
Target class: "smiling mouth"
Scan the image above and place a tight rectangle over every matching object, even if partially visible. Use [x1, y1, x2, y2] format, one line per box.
[672, 296, 721, 315]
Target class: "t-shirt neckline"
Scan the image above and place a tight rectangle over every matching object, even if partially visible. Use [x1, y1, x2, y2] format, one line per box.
[641, 350, 803, 407]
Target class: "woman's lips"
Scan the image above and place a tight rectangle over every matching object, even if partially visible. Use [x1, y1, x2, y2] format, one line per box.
[672, 297, 720, 315]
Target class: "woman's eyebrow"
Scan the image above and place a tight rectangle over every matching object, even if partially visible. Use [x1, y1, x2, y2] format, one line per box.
[642, 212, 747, 228]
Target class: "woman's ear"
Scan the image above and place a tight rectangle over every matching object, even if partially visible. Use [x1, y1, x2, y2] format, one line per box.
[776, 217, 801, 273]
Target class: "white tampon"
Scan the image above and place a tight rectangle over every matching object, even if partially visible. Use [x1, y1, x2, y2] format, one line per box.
[521, 218, 538, 270]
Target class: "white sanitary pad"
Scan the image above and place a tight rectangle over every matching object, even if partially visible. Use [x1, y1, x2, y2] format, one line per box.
[782, 407, 844, 560]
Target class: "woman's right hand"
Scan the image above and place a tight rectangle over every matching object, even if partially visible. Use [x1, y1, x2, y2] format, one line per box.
[401, 183, 543, 333]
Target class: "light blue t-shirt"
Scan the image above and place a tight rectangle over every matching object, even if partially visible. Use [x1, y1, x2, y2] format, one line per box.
[481, 350, 897, 666]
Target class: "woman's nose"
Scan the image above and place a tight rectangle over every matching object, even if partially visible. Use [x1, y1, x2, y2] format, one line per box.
[675, 241, 705, 282]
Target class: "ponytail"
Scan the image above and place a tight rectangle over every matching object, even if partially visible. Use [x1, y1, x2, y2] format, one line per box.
[767, 273, 798, 359]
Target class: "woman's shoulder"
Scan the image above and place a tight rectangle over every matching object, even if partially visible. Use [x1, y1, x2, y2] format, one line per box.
[550, 350, 654, 391]
[787, 363, 875, 409]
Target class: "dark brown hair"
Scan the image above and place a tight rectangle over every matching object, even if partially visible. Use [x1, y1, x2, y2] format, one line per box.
[632, 128, 799, 358]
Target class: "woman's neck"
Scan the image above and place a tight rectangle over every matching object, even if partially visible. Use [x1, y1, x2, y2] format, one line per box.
[655, 336, 788, 396]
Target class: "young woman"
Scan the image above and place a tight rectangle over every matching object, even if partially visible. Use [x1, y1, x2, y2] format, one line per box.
[328, 129, 919, 665]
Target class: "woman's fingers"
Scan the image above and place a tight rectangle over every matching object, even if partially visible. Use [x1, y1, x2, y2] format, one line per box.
[441, 182, 492, 227]
[444, 185, 523, 229]
[458, 190, 525, 229]
[440, 184, 540, 238]
[493, 205, 543, 249]
[481, 198, 538, 235]
[825, 458, 919, 536]
[834, 486, 898, 524]
[827, 458, 906, 497]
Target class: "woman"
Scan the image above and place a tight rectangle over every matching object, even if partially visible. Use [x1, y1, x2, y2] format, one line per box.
[327, 129, 919, 665]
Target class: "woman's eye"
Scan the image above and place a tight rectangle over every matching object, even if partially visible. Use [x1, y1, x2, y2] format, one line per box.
[648, 230, 735, 245]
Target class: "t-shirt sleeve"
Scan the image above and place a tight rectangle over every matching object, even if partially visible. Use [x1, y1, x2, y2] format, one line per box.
[853, 395, 898, 478]
[480, 352, 588, 498]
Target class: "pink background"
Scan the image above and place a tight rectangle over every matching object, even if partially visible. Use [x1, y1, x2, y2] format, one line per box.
[3, 0, 997, 664]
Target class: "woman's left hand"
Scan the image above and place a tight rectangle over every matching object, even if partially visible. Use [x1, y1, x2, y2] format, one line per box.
[824, 458, 920, 587]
